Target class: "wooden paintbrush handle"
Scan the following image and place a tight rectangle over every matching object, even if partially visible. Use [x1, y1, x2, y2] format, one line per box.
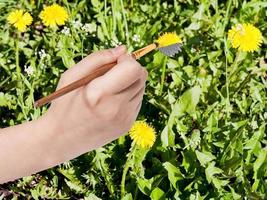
[132, 43, 157, 59]
[34, 44, 157, 107]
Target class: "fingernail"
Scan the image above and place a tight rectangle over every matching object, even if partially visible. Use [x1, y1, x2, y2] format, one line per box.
[112, 45, 126, 55]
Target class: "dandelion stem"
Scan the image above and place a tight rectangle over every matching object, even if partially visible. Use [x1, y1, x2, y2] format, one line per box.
[15, 32, 21, 80]
[121, 143, 137, 198]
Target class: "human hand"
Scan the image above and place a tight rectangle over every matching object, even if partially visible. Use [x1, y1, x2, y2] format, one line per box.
[42, 45, 148, 165]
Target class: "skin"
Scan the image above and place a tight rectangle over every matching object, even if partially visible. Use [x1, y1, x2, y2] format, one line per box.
[0, 45, 148, 183]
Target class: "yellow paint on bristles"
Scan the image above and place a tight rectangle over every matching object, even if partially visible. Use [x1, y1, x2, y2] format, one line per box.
[156, 32, 182, 47]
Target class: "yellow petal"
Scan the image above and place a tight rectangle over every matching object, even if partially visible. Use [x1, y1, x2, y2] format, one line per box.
[156, 32, 182, 47]
[228, 23, 262, 52]
[7, 10, 23, 24]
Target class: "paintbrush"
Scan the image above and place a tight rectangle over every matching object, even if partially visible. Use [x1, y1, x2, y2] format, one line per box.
[34, 32, 182, 107]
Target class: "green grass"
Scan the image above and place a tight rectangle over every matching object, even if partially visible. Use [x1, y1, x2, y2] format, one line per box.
[0, 0, 267, 199]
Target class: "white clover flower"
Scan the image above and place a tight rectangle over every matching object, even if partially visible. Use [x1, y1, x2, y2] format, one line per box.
[132, 34, 140, 42]
[110, 37, 122, 47]
[251, 121, 258, 130]
[61, 26, 70, 35]
[81, 24, 90, 32]
[72, 20, 82, 29]
[111, 40, 118, 47]
[24, 65, 34, 76]
[81, 23, 96, 33]
[38, 49, 48, 59]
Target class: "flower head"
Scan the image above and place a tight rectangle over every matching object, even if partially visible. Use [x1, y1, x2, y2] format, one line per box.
[73, 20, 82, 29]
[24, 65, 34, 76]
[133, 34, 140, 42]
[39, 4, 68, 27]
[129, 121, 156, 148]
[81, 23, 96, 33]
[61, 26, 70, 35]
[7, 9, 33, 32]
[228, 23, 262, 52]
[38, 49, 48, 59]
[156, 32, 182, 48]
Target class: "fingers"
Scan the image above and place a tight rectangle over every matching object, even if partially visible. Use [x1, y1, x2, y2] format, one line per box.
[129, 86, 145, 102]
[128, 84, 145, 113]
[125, 98, 143, 125]
[123, 67, 147, 101]
[117, 70, 146, 101]
[61, 45, 127, 85]
[90, 54, 145, 95]
[135, 101, 142, 112]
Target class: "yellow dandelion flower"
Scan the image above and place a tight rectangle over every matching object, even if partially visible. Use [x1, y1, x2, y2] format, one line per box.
[129, 121, 156, 148]
[156, 32, 182, 47]
[39, 4, 68, 27]
[228, 23, 262, 52]
[7, 9, 33, 32]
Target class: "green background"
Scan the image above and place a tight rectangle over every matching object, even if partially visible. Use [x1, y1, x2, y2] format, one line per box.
[0, 0, 266, 199]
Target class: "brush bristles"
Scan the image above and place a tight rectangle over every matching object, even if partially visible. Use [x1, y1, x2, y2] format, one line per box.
[158, 43, 182, 57]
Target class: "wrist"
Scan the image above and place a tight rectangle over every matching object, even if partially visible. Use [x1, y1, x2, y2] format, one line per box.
[35, 111, 84, 167]
[34, 112, 62, 169]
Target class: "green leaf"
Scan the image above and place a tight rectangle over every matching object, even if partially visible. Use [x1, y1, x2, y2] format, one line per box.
[65, 179, 85, 194]
[0, 92, 11, 107]
[56, 49, 75, 68]
[137, 178, 153, 196]
[195, 150, 216, 167]
[163, 162, 184, 190]
[150, 187, 165, 200]
[57, 167, 85, 194]
[84, 194, 102, 200]
[133, 147, 149, 177]
[252, 149, 267, 191]
[181, 86, 202, 115]
[244, 123, 265, 154]
[163, 86, 202, 147]
[121, 193, 133, 200]
[161, 125, 175, 147]
[205, 162, 223, 183]
[176, 85, 202, 117]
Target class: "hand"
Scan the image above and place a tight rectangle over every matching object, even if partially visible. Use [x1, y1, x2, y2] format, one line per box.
[43, 45, 148, 164]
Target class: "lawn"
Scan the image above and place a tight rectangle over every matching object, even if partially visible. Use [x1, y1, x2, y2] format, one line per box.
[0, 0, 266, 199]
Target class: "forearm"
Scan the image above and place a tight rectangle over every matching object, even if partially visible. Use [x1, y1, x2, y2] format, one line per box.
[0, 114, 55, 183]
